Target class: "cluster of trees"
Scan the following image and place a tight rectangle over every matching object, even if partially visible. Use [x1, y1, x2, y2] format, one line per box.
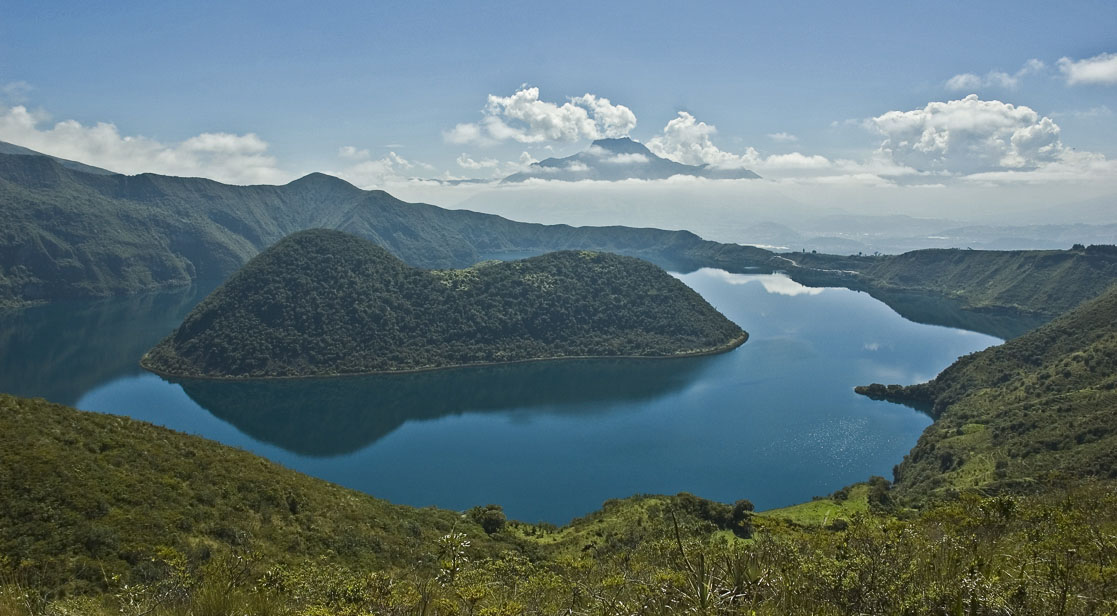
[142, 230, 745, 378]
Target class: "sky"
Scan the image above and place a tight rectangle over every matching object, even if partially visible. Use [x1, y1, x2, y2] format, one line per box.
[1, 1, 1115, 234]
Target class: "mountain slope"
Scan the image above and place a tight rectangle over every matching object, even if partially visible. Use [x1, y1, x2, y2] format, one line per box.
[141, 229, 746, 378]
[0, 150, 761, 308]
[856, 283, 1117, 499]
[0, 393, 515, 596]
[502, 137, 760, 182]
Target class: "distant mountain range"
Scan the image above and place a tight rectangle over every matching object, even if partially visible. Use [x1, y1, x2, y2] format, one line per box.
[502, 137, 760, 182]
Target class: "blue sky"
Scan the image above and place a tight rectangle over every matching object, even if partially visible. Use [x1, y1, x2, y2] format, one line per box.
[1, 1, 1115, 227]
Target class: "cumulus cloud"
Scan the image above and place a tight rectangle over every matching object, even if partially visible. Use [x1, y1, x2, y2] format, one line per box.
[0, 104, 289, 184]
[870, 95, 1065, 175]
[1058, 52, 1117, 85]
[945, 59, 1044, 91]
[645, 111, 746, 168]
[444, 86, 636, 145]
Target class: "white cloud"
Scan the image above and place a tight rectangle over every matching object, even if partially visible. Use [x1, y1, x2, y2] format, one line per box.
[1058, 52, 1117, 85]
[444, 122, 484, 145]
[944, 59, 1044, 91]
[767, 132, 799, 143]
[602, 152, 649, 164]
[338, 145, 370, 160]
[646, 111, 746, 168]
[0, 104, 289, 184]
[456, 153, 499, 169]
[1, 81, 33, 104]
[945, 73, 982, 91]
[870, 95, 1065, 174]
[445, 86, 636, 145]
[332, 151, 418, 187]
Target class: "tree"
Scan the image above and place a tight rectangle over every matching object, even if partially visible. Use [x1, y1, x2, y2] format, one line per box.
[468, 504, 506, 534]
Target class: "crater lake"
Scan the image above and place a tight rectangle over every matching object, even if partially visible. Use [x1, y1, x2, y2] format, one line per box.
[0, 268, 1011, 524]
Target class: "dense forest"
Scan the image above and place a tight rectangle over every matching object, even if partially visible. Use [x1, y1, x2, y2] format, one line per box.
[141, 230, 746, 378]
[2, 394, 1114, 615]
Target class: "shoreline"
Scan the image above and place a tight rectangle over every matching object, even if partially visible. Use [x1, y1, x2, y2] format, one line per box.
[139, 331, 749, 382]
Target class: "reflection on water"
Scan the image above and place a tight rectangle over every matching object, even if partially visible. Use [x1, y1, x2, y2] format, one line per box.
[2, 269, 1035, 523]
[0, 282, 217, 405]
[177, 356, 718, 456]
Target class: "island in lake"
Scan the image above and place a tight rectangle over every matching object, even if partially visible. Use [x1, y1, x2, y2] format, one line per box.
[141, 229, 746, 379]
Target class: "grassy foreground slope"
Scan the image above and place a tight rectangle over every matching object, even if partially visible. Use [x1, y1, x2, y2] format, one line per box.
[858, 283, 1117, 499]
[141, 230, 745, 378]
[0, 394, 515, 598]
[2, 394, 1116, 615]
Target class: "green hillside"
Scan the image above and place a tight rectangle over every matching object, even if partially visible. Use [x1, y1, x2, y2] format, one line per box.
[0, 151, 763, 309]
[2, 394, 1115, 615]
[0, 394, 516, 599]
[793, 245, 1117, 318]
[857, 283, 1117, 499]
[141, 230, 746, 378]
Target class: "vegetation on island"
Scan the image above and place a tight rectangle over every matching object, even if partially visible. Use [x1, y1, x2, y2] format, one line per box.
[141, 229, 746, 378]
[2, 394, 1115, 615]
[858, 282, 1117, 500]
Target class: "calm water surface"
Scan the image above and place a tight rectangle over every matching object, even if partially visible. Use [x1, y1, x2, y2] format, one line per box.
[0, 269, 1004, 523]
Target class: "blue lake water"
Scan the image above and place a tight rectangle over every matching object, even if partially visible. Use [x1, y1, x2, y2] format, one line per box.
[0, 269, 1004, 524]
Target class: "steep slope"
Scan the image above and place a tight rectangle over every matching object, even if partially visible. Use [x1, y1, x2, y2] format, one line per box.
[502, 137, 760, 182]
[0, 394, 514, 596]
[857, 283, 1117, 499]
[141, 230, 746, 378]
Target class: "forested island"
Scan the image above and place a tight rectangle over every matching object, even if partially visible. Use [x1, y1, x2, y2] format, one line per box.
[140, 229, 746, 378]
